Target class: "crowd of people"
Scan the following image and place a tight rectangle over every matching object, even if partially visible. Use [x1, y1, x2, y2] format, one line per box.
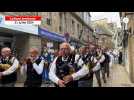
[0, 42, 122, 87]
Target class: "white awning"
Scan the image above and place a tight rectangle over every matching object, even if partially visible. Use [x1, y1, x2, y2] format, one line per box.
[0, 15, 38, 35]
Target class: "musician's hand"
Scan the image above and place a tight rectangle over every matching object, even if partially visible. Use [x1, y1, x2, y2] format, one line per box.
[58, 80, 66, 87]
[29, 57, 36, 63]
[63, 75, 73, 84]
[20, 57, 27, 65]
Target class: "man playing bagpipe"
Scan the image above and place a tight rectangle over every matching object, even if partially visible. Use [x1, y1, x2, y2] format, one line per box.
[76, 45, 101, 87]
[49, 42, 89, 87]
[20, 48, 44, 87]
[93, 46, 102, 87]
[0, 47, 19, 87]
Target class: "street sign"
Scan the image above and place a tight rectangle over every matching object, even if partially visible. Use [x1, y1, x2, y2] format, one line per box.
[64, 32, 70, 42]
[47, 42, 53, 48]
[123, 17, 129, 24]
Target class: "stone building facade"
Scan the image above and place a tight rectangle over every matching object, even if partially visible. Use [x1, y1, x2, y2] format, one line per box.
[92, 18, 114, 48]
[39, 12, 93, 49]
[120, 12, 134, 82]
[0, 12, 40, 59]
[0, 12, 93, 57]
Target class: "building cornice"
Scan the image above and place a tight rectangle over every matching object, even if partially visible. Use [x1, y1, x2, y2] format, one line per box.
[70, 12, 94, 32]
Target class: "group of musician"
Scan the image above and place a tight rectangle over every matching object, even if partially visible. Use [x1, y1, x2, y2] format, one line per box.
[0, 42, 114, 87]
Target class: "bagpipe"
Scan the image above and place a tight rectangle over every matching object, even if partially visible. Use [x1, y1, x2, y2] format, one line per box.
[65, 63, 76, 74]
[59, 63, 76, 75]
[44, 60, 49, 68]
[59, 63, 77, 85]
[0, 56, 16, 70]
[0, 64, 11, 70]
[19, 56, 30, 65]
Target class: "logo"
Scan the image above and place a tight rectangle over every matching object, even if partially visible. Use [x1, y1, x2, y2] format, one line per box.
[4, 16, 41, 25]
[0, 16, 3, 24]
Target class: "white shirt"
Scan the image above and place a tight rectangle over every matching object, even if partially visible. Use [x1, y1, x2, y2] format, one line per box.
[76, 54, 100, 72]
[20, 56, 44, 75]
[99, 55, 105, 63]
[109, 53, 114, 67]
[49, 55, 89, 85]
[2, 57, 19, 76]
[91, 56, 100, 72]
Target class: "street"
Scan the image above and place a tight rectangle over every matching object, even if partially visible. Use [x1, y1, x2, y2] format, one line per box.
[0, 12, 133, 87]
[15, 64, 134, 87]
[93, 64, 134, 87]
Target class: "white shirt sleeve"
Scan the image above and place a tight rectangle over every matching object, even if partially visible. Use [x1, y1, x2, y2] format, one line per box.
[20, 64, 27, 75]
[99, 55, 105, 63]
[77, 58, 84, 67]
[33, 60, 44, 75]
[72, 64, 89, 80]
[2, 58, 19, 76]
[90, 57, 100, 72]
[75, 54, 80, 62]
[49, 57, 60, 85]
[92, 62, 100, 72]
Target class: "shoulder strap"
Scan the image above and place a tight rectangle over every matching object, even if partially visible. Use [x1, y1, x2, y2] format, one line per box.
[56, 56, 62, 64]
[76, 55, 81, 63]
[35, 56, 42, 65]
[67, 54, 74, 64]
[10, 56, 16, 64]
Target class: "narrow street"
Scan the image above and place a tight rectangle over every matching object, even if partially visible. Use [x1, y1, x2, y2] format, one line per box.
[15, 64, 134, 87]
[93, 64, 134, 87]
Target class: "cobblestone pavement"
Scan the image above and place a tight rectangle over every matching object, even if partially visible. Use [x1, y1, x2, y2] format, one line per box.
[93, 64, 134, 87]
[15, 64, 134, 87]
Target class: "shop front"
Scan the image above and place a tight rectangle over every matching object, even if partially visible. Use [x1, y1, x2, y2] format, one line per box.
[0, 20, 39, 58]
[69, 37, 85, 49]
[0, 17, 41, 83]
[38, 27, 65, 53]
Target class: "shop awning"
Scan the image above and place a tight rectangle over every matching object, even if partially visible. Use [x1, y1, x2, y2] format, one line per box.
[38, 27, 65, 42]
[0, 15, 38, 35]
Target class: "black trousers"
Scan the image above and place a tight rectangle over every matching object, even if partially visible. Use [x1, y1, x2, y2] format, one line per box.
[24, 81, 42, 87]
[101, 63, 110, 83]
[78, 74, 93, 87]
[0, 82, 16, 87]
[0, 79, 16, 87]
[94, 70, 102, 87]
[55, 81, 78, 87]
[105, 63, 110, 78]
[101, 66, 107, 83]
[118, 57, 122, 64]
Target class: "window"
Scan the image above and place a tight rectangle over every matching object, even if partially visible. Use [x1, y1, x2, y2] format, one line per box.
[46, 18, 51, 25]
[72, 20, 75, 33]
[59, 13, 63, 32]
[47, 13, 52, 25]
[59, 25, 62, 32]
[77, 24, 80, 34]
[64, 13, 67, 32]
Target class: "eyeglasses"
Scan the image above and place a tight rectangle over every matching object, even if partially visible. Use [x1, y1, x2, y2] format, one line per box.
[60, 48, 69, 51]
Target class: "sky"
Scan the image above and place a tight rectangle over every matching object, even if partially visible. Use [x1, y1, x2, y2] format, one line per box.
[90, 12, 121, 28]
